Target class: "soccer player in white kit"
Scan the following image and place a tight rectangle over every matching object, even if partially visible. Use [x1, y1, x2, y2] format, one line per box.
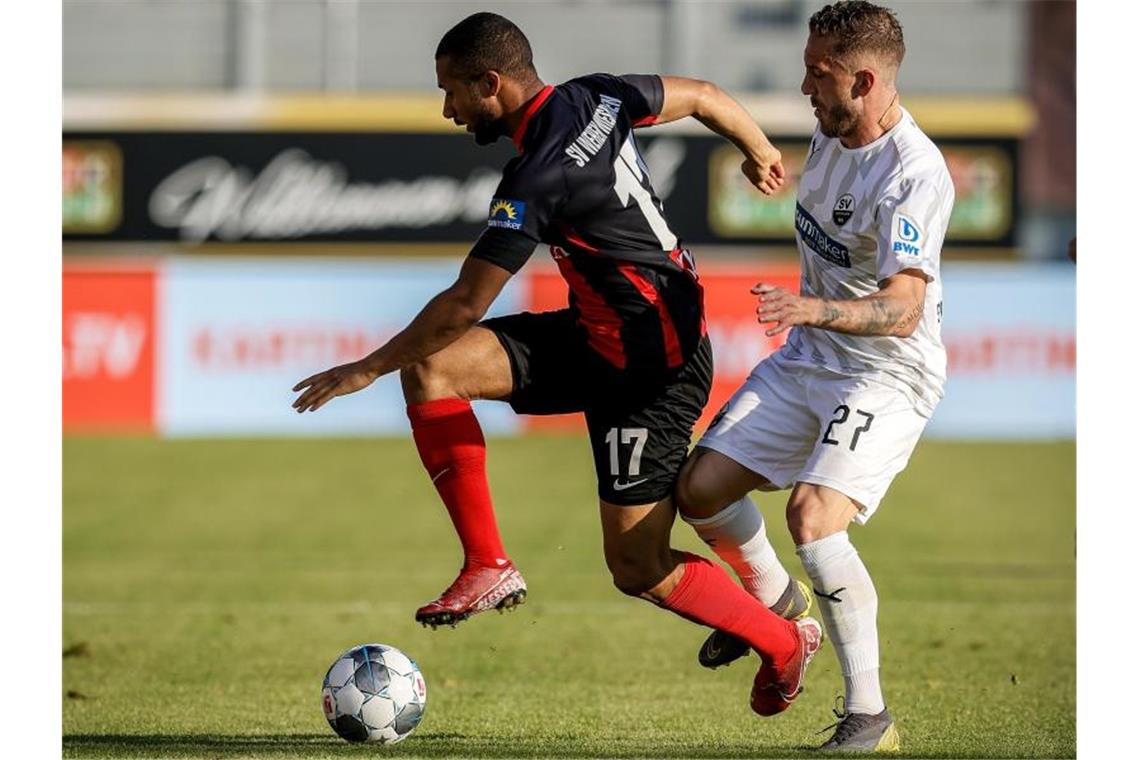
[673, 2, 953, 752]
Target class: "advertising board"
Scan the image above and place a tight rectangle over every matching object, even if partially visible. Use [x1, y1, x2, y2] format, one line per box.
[63, 266, 157, 432]
[522, 261, 1073, 439]
[708, 141, 1016, 244]
[932, 263, 1075, 438]
[60, 259, 1073, 440]
[62, 132, 1017, 248]
[158, 258, 523, 436]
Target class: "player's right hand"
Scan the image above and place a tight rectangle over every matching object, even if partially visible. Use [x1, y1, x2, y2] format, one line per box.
[291, 361, 379, 413]
[741, 151, 785, 196]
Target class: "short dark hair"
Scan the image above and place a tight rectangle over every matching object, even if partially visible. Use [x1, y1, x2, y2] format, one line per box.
[809, 1, 905, 69]
[435, 12, 537, 81]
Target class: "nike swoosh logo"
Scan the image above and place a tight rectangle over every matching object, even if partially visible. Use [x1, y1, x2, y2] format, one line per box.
[612, 478, 649, 492]
[431, 468, 451, 484]
[813, 586, 846, 603]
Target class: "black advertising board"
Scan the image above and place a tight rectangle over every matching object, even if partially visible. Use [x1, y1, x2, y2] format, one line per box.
[63, 132, 517, 244]
[704, 138, 1019, 246]
[62, 131, 1016, 247]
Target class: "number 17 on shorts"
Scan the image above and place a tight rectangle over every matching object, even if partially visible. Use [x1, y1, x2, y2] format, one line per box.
[605, 427, 649, 492]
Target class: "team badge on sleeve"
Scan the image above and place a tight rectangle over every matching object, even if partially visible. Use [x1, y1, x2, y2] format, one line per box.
[488, 199, 527, 230]
[892, 214, 923, 258]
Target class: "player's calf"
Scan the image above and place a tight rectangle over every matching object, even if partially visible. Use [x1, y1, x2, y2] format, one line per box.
[698, 577, 812, 668]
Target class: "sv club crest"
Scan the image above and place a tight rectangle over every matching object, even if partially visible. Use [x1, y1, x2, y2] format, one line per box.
[832, 193, 855, 226]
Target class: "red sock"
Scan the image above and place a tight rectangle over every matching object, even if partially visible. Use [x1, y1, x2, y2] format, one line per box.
[407, 398, 507, 569]
[662, 552, 798, 666]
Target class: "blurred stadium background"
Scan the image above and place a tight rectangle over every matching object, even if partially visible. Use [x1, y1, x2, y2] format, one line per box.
[62, 0, 1074, 440]
[62, 2, 1076, 757]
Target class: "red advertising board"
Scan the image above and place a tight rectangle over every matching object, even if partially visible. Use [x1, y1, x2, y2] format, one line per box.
[63, 266, 157, 432]
[523, 264, 800, 432]
[945, 329, 1075, 375]
[58, 258, 1073, 438]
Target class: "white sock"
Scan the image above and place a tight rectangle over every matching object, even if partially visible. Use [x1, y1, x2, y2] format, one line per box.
[796, 532, 885, 715]
[682, 495, 790, 607]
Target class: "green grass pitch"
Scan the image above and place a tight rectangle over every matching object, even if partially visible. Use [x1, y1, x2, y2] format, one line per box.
[64, 435, 1074, 758]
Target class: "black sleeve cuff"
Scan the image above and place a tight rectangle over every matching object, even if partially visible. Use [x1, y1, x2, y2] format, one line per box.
[468, 228, 540, 275]
[619, 74, 664, 117]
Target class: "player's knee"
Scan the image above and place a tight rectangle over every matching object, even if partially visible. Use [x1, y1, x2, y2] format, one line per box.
[785, 488, 834, 545]
[605, 551, 670, 597]
[400, 356, 460, 401]
[673, 456, 725, 519]
[609, 566, 663, 597]
[610, 570, 647, 597]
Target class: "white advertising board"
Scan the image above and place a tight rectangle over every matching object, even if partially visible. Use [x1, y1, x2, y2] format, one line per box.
[159, 258, 523, 436]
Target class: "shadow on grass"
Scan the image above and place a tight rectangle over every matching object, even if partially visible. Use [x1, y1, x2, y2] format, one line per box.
[59, 732, 838, 759]
[61, 732, 1040, 759]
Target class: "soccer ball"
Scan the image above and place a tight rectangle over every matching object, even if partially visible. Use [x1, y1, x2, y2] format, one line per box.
[320, 643, 427, 744]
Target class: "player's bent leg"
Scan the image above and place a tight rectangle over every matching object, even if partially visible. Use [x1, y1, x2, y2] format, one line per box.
[599, 497, 681, 601]
[674, 446, 772, 521]
[599, 497, 822, 716]
[786, 483, 888, 741]
[402, 326, 525, 629]
[400, 324, 514, 404]
[675, 448, 811, 669]
[785, 481, 861, 545]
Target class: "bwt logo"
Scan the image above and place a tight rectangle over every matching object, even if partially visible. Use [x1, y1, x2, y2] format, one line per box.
[898, 215, 921, 241]
[893, 214, 922, 256]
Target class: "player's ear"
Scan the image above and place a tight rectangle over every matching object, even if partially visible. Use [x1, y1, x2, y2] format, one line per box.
[478, 70, 502, 99]
[852, 68, 875, 99]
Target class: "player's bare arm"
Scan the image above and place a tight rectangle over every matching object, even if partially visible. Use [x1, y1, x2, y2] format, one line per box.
[292, 257, 511, 412]
[753, 269, 926, 338]
[655, 76, 785, 195]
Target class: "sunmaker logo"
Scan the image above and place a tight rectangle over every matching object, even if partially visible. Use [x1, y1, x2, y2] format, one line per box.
[487, 198, 526, 230]
[795, 203, 851, 267]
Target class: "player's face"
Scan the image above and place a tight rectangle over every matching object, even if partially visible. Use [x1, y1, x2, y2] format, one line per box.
[801, 33, 860, 139]
[436, 56, 504, 146]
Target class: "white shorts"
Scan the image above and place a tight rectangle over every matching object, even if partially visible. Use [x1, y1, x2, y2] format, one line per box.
[698, 352, 930, 524]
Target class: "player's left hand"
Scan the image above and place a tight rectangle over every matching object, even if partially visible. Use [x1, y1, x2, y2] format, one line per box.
[752, 282, 819, 337]
[291, 361, 379, 413]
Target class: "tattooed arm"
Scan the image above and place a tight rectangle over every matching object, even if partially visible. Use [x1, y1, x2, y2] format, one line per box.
[753, 270, 927, 338]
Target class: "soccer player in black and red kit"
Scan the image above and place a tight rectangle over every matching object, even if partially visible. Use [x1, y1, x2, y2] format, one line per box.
[293, 12, 821, 714]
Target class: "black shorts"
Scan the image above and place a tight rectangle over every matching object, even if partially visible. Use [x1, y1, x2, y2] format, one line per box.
[482, 310, 713, 505]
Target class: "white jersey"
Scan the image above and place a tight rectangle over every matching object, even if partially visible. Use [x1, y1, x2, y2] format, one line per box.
[781, 107, 953, 417]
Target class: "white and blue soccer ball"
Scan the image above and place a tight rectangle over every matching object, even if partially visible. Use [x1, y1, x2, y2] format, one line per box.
[321, 643, 427, 744]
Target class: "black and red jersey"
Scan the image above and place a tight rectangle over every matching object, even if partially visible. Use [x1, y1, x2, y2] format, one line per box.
[468, 73, 706, 374]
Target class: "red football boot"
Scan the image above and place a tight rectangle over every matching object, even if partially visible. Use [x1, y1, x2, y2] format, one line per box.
[415, 561, 527, 628]
[750, 616, 824, 716]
